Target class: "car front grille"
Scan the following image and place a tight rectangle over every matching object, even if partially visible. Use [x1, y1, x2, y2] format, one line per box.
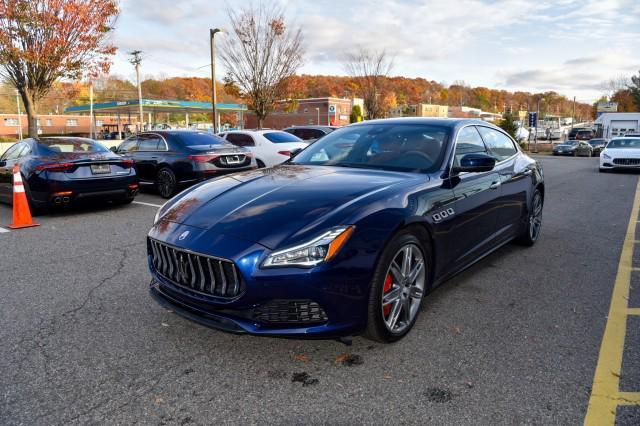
[252, 300, 328, 324]
[148, 238, 243, 298]
[214, 154, 251, 168]
[613, 158, 640, 166]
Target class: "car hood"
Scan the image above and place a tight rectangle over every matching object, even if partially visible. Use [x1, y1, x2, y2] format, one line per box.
[604, 148, 640, 158]
[158, 165, 422, 249]
[554, 145, 574, 149]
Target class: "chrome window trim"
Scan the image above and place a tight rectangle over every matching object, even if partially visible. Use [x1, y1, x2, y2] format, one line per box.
[140, 132, 169, 152]
[446, 122, 519, 176]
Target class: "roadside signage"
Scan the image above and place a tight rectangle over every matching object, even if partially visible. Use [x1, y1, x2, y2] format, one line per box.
[528, 112, 537, 128]
[328, 105, 336, 113]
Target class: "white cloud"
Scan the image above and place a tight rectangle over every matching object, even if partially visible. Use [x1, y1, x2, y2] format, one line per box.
[107, 0, 640, 102]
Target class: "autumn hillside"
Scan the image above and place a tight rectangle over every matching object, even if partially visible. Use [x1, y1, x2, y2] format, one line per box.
[0, 74, 595, 120]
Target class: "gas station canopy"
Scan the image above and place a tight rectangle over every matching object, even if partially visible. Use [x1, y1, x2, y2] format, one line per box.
[64, 99, 248, 115]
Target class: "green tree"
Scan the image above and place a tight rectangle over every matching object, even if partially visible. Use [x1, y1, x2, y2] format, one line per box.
[499, 112, 518, 140]
[350, 104, 363, 123]
[629, 70, 640, 111]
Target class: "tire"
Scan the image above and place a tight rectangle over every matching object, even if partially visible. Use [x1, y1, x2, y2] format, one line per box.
[364, 227, 431, 343]
[516, 189, 543, 246]
[156, 167, 177, 199]
[573, 151, 577, 157]
[256, 159, 266, 169]
[22, 176, 46, 216]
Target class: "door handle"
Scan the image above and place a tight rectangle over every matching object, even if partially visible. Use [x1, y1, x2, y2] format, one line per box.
[489, 181, 501, 190]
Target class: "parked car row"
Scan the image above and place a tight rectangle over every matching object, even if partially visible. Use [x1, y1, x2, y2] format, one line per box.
[0, 128, 316, 211]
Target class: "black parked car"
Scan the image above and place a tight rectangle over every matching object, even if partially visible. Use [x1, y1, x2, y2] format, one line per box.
[283, 125, 338, 143]
[588, 138, 607, 156]
[0, 137, 138, 211]
[552, 140, 592, 156]
[115, 130, 256, 198]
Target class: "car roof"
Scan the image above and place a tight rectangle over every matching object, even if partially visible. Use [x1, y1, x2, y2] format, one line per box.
[349, 117, 498, 131]
[225, 129, 285, 134]
[283, 125, 338, 131]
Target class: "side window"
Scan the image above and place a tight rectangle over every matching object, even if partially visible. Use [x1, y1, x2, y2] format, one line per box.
[118, 138, 139, 153]
[454, 126, 487, 167]
[138, 135, 160, 151]
[308, 129, 325, 139]
[226, 133, 255, 147]
[477, 127, 517, 161]
[1, 143, 27, 161]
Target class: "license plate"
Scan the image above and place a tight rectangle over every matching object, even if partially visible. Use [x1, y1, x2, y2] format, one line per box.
[91, 164, 111, 174]
[224, 155, 242, 165]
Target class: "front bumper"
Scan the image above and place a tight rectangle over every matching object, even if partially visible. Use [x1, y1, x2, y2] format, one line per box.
[146, 222, 376, 338]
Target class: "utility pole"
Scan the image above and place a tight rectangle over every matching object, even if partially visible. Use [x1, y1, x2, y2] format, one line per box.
[129, 50, 144, 134]
[15, 90, 23, 141]
[572, 96, 576, 128]
[210, 28, 224, 133]
[89, 82, 94, 139]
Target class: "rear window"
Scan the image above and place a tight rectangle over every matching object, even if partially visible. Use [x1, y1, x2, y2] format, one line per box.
[37, 138, 108, 153]
[173, 132, 226, 146]
[262, 132, 303, 143]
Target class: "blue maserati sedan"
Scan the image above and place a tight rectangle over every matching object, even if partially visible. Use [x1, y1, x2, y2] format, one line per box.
[0, 137, 138, 211]
[147, 118, 544, 342]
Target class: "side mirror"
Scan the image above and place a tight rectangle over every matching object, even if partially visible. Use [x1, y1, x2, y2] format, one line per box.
[0, 160, 6, 167]
[453, 153, 496, 174]
[110, 146, 118, 153]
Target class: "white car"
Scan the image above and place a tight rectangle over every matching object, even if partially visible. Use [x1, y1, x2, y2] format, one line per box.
[218, 130, 308, 168]
[600, 137, 640, 172]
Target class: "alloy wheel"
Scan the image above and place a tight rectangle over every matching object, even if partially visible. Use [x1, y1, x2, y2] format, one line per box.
[157, 169, 175, 198]
[529, 192, 543, 241]
[381, 243, 426, 334]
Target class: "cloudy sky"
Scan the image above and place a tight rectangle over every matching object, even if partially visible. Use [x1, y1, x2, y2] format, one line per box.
[109, 0, 640, 103]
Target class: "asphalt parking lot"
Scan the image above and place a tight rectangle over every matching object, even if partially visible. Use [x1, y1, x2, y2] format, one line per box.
[1, 156, 639, 425]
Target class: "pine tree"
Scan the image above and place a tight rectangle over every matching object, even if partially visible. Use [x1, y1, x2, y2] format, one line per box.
[499, 112, 518, 140]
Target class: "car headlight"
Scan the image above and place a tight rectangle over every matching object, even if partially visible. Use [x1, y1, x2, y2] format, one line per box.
[262, 226, 354, 268]
[602, 153, 611, 160]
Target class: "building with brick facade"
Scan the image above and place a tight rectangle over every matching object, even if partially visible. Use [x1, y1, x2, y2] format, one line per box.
[0, 114, 139, 139]
[243, 97, 359, 129]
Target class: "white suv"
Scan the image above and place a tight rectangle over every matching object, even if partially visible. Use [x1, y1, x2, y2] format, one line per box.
[218, 130, 308, 168]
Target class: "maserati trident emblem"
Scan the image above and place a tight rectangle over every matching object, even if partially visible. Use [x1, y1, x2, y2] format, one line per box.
[178, 231, 190, 241]
[176, 254, 189, 281]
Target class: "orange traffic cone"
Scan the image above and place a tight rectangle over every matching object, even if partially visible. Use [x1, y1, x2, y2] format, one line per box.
[8, 164, 39, 229]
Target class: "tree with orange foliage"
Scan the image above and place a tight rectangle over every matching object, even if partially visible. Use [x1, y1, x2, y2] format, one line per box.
[0, 0, 119, 136]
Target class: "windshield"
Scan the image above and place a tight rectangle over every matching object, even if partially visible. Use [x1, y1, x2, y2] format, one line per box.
[589, 139, 605, 145]
[173, 131, 226, 146]
[606, 138, 640, 149]
[292, 124, 450, 173]
[559, 141, 578, 146]
[37, 138, 109, 153]
[263, 131, 303, 143]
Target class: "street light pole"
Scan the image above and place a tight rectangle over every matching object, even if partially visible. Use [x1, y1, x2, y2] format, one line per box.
[15, 90, 23, 141]
[210, 28, 223, 133]
[129, 50, 144, 134]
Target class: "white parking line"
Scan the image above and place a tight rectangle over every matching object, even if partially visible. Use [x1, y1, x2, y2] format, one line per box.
[0, 227, 9, 233]
[133, 201, 163, 208]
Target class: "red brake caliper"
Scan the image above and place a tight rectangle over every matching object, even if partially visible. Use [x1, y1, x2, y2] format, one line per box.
[383, 274, 393, 317]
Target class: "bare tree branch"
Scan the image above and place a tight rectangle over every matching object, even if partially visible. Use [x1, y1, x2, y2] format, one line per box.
[220, 2, 304, 128]
[343, 47, 394, 119]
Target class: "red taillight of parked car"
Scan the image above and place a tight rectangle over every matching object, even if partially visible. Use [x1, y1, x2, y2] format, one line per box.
[278, 151, 293, 157]
[189, 154, 219, 163]
[121, 159, 135, 168]
[35, 162, 75, 172]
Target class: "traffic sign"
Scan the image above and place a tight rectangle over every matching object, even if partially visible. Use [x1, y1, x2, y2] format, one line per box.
[528, 112, 537, 128]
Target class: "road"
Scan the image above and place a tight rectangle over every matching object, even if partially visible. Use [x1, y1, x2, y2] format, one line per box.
[1, 156, 638, 425]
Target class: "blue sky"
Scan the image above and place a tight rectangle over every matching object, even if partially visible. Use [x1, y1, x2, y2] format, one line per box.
[109, 0, 640, 103]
